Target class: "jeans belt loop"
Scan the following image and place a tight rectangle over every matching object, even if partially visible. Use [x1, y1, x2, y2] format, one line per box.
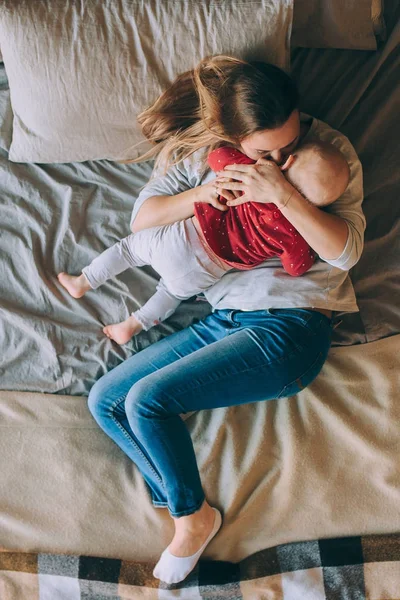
[228, 310, 237, 324]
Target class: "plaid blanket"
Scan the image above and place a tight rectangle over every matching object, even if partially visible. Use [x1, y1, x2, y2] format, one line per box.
[1, 532, 400, 599]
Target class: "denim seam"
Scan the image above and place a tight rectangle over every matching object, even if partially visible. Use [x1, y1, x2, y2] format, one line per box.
[166, 496, 205, 518]
[137, 385, 205, 515]
[141, 413, 199, 507]
[277, 350, 325, 399]
[267, 308, 326, 328]
[296, 316, 329, 336]
[252, 313, 331, 347]
[152, 500, 168, 507]
[297, 321, 333, 348]
[228, 324, 316, 353]
[169, 344, 311, 398]
[109, 396, 165, 487]
[153, 498, 205, 518]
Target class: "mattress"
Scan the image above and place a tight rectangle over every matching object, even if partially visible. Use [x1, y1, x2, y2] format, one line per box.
[1, 334, 399, 561]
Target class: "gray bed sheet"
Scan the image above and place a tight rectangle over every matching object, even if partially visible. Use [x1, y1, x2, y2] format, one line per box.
[291, 3, 400, 344]
[0, 11, 399, 394]
[0, 66, 212, 395]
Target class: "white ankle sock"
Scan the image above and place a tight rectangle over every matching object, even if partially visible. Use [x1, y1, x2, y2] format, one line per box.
[153, 507, 222, 584]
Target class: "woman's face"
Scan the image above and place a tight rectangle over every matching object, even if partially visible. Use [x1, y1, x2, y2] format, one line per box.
[240, 109, 301, 165]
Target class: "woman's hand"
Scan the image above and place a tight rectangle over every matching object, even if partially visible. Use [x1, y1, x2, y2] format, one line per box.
[215, 158, 294, 208]
[195, 179, 229, 211]
[195, 178, 242, 211]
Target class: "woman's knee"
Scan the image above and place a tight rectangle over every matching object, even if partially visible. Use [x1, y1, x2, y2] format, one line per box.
[87, 376, 115, 418]
[125, 377, 174, 422]
[87, 381, 102, 417]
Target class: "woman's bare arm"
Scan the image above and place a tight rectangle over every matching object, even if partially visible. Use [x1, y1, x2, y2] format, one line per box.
[277, 189, 348, 260]
[131, 180, 228, 233]
[217, 160, 364, 266]
[132, 189, 198, 233]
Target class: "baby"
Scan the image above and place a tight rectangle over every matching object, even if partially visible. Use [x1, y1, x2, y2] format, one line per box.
[58, 140, 350, 344]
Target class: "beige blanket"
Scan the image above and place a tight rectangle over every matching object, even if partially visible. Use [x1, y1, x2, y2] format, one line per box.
[1, 333, 399, 562]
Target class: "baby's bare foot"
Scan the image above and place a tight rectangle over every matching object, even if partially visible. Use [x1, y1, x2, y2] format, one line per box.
[103, 315, 142, 345]
[58, 272, 91, 298]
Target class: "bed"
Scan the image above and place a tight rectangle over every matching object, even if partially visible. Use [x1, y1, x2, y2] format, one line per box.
[0, 1, 399, 598]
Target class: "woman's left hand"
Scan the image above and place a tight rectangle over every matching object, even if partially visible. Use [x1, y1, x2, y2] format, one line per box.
[215, 158, 294, 208]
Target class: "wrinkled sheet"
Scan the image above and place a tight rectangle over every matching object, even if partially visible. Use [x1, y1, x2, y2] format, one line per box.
[291, 5, 400, 345]
[0, 6, 399, 394]
[0, 64, 211, 394]
[1, 334, 399, 562]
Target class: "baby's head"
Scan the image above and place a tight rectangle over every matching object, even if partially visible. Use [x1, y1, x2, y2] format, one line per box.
[285, 140, 350, 207]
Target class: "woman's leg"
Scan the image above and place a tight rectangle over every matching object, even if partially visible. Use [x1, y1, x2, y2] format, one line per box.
[123, 308, 332, 575]
[87, 308, 233, 506]
[125, 309, 332, 513]
[89, 307, 332, 581]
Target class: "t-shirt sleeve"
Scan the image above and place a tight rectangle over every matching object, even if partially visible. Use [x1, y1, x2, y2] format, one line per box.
[317, 132, 366, 271]
[130, 157, 202, 229]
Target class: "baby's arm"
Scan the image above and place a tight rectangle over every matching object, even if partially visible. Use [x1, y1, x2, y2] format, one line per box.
[280, 236, 316, 277]
[132, 278, 182, 331]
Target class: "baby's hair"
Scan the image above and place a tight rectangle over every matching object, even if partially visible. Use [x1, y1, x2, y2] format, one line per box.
[287, 140, 350, 206]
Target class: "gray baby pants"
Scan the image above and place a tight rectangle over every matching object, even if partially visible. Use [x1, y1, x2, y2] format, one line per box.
[82, 218, 228, 330]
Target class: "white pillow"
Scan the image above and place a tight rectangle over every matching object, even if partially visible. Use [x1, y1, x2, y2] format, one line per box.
[0, 0, 293, 163]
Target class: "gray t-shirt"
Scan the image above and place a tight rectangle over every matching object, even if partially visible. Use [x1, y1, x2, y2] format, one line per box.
[130, 115, 365, 313]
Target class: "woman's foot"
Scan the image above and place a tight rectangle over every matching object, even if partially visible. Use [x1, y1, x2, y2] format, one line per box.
[169, 500, 218, 557]
[153, 501, 222, 584]
[103, 315, 143, 344]
[58, 272, 91, 298]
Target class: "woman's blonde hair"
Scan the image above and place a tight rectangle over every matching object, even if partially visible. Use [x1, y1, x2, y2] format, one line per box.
[124, 55, 298, 172]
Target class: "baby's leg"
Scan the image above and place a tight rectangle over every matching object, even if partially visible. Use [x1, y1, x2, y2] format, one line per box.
[57, 272, 91, 298]
[58, 233, 148, 298]
[103, 314, 143, 345]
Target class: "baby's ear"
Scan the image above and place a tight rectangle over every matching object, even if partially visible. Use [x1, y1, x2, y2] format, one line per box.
[280, 154, 296, 171]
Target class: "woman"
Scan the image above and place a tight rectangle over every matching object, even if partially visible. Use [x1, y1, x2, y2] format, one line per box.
[88, 55, 365, 584]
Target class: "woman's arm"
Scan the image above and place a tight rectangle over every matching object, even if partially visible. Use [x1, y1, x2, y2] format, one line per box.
[132, 184, 225, 232]
[277, 188, 349, 260]
[217, 161, 348, 259]
[132, 190, 195, 233]
[217, 154, 365, 269]
[131, 168, 227, 233]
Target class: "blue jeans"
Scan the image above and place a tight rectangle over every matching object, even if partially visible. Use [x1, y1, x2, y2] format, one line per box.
[88, 308, 333, 517]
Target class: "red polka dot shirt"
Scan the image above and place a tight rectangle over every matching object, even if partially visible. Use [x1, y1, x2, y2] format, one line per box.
[193, 147, 316, 277]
